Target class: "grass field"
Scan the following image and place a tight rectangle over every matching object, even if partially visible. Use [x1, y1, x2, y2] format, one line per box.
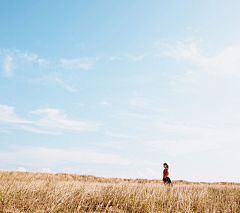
[0, 171, 240, 212]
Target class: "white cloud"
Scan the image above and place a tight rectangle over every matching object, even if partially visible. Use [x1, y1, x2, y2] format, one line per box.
[60, 58, 93, 70]
[55, 78, 78, 92]
[0, 127, 11, 134]
[0, 104, 100, 134]
[143, 109, 240, 155]
[99, 101, 110, 105]
[130, 97, 149, 108]
[169, 80, 176, 86]
[105, 129, 138, 139]
[155, 120, 222, 155]
[17, 167, 27, 172]
[2, 56, 13, 77]
[109, 56, 122, 60]
[41, 168, 52, 173]
[21, 125, 62, 135]
[126, 53, 148, 61]
[0, 49, 48, 77]
[19, 52, 48, 65]
[0, 104, 32, 124]
[162, 41, 200, 61]
[31, 108, 100, 132]
[91, 141, 125, 150]
[118, 111, 153, 119]
[143, 139, 220, 156]
[161, 39, 240, 79]
[82, 169, 91, 174]
[37, 59, 48, 65]
[20, 52, 38, 62]
[203, 97, 240, 131]
[130, 91, 149, 108]
[0, 147, 131, 166]
[157, 120, 214, 136]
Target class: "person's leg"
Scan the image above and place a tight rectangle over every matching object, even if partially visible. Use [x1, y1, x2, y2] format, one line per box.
[166, 177, 173, 186]
[168, 177, 171, 183]
[163, 177, 167, 184]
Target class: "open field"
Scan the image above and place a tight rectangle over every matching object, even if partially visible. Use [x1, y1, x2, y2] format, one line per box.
[0, 171, 240, 212]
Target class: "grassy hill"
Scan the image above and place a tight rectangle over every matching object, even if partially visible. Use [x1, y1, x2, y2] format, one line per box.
[0, 171, 239, 212]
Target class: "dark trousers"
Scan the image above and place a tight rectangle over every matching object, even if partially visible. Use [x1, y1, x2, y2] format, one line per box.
[163, 177, 172, 185]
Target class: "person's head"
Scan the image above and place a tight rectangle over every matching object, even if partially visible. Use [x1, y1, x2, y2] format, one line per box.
[163, 163, 169, 169]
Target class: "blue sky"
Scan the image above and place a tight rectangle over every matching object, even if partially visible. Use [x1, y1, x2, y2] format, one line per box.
[1, 0, 240, 182]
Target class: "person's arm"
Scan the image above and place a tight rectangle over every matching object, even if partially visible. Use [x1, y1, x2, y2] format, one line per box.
[165, 169, 169, 177]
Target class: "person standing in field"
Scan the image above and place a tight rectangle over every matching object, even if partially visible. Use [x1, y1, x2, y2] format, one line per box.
[163, 163, 172, 185]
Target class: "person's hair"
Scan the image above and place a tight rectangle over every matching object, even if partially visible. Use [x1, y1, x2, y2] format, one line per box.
[163, 163, 169, 168]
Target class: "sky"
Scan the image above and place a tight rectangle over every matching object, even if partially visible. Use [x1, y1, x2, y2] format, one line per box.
[1, 0, 240, 182]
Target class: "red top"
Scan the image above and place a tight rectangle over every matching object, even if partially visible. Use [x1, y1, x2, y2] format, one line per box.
[163, 168, 168, 178]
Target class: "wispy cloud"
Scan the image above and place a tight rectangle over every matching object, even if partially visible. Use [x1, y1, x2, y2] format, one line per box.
[31, 108, 100, 132]
[0, 104, 101, 134]
[21, 125, 62, 135]
[2, 56, 13, 77]
[60, 58, 93, 70]
[75, 103, 85, 107]
[143, 111, 240, 155]
[0, 147, 131, 166]
[118, 111, 153, 119]
[91, 141, 125, 150]
[17, 167, 27, 172]
[169, 80, 176, 86]
[37, 59, 48, 65]
[143, 139, 220, 155]
[130, 91, 149, 108]
[109, 56, 122, 60]
[126, 53, 148, 61]
[20, 52, 37, 62]
[0, 127, 11, 134]
[55, 78, 78, 92]
[160, 39, 240, 79]
[41, 168, 52, 173]
[99, 101, 110, 105]
[157, 120, 215, 135]
[105, 129, 138, 139]
[144, 120, 219, 155]
[19, 52, 47, 65]
[0, 104, 32, 124]
[160, 40, 200, 61]
[0, 49, 48, 77]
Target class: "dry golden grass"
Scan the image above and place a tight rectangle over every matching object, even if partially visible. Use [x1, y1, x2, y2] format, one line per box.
[0, 171, 240, 212]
